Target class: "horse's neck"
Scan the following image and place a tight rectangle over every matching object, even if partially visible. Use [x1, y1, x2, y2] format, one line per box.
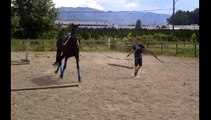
[71, 35, 76, 38]
[64, 36, 76, 45]
[71, 28, 77, 37]
[71, 32, 77, 37]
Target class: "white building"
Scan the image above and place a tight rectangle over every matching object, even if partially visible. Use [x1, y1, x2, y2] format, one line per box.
[167, 24, 199, 30]
[55, 20, 199, 30]
[55, 20, 112, 28]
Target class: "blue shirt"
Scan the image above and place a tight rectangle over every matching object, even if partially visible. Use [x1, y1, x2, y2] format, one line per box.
[133, 44, 145, 57]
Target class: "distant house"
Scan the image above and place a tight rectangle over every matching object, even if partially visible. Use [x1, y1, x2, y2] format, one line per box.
[142, 25, 159, 30]
[117, 25, 135, 29]
[55, 20, 199, 30]
[167, 25, 199, 30]
[55, 20, 111, 28]
[141, 24, 199, 30]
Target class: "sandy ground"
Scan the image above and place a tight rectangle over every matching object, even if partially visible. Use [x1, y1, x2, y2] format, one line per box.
[11, 51, 199, 120]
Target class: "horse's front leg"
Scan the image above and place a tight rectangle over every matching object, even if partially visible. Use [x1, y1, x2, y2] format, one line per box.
[75, 55, 81, 82]
[60, 57, 68, 79]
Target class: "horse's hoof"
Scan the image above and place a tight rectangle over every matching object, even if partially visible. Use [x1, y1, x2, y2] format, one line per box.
[60, 75, 63, 79]
[55, 71, 58, 74]
[78, 78, 81, 82]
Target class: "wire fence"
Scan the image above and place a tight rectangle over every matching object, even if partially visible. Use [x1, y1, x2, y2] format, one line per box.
[11, 39, 199, 57]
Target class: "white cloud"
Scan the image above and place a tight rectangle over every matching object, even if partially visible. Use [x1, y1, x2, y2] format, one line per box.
[127, 3, 137, 7]
[94, 0, 140, 11]
[52, 0, 199, 14]
[52, 0, 103, 10]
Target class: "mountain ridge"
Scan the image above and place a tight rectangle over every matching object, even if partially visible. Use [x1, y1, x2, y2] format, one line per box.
[56, 7, 171, 25]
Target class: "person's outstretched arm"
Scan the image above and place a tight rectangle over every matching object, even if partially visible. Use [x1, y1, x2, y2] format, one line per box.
[144, 47, 163, 63]
[127, 50, 134, 57]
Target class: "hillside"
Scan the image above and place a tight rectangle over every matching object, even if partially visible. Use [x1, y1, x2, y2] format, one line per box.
[56, 7, 171, 25]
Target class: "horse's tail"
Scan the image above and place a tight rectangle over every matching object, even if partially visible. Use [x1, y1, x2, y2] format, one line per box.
[53, 48, 61, 65]
[54, 36, 65, 65]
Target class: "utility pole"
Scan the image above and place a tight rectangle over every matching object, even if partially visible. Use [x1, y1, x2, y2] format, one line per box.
[172, 0, 175, 30]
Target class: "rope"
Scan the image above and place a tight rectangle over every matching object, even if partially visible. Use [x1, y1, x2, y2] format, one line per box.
[98, 52, 121, 60]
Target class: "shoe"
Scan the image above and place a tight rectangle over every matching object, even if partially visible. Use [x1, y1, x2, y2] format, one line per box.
[134, 71, 138, 77]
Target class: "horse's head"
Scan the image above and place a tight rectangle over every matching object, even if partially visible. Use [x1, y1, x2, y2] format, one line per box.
[71, 23, 80, 37]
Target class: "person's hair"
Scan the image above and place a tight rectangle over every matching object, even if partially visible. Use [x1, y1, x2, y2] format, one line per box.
[136, 38, 141, 41]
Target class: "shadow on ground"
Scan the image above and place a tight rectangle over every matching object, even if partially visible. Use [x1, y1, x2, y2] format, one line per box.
[30, 74, 79, 86]
[30, 75, 62, 86]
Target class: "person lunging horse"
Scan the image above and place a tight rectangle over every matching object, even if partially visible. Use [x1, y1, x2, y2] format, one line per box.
[127, 38, 163, 77]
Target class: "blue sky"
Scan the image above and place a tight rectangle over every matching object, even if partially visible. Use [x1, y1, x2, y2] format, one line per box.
[52, 0, 199, 15]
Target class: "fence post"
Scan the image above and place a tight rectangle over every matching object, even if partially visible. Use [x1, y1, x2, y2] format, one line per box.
[194, 41, 197, 57]
[22, 40, 25, 50]
[43, 40, 45, 51]
[94, 39, 97, 49]
[108, 38, 111, 50]
[176, 41, 178, 55]
[146, 41, 148, 47]
[161, 42, 163, 54]
[26, 39, 29, 60]
[122, 40, 125, 51]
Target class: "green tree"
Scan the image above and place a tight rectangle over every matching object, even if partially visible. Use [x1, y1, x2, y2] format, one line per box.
[190, 33, 197, 42]
[192, 8, 199, 25]
[11, 0, 58, 39]
[167, 8, 199, 25]
[135, 19, 142, 29]
[11, 15, 23, 38]
[161, 25, 167, 29]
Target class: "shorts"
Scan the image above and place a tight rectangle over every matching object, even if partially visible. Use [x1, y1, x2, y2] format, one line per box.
[134, 57, 142, 66]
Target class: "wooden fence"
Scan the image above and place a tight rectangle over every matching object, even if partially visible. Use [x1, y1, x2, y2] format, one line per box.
[11, 39, 199, 57]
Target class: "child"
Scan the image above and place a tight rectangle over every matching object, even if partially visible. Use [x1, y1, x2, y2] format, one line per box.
[127, 38, 162, 77]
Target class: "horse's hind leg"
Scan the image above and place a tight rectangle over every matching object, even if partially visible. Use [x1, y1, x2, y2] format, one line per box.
[75, 55, 81, 82]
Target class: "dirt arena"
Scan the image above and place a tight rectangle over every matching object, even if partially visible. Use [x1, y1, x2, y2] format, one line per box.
[11, 51, 199, 120]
